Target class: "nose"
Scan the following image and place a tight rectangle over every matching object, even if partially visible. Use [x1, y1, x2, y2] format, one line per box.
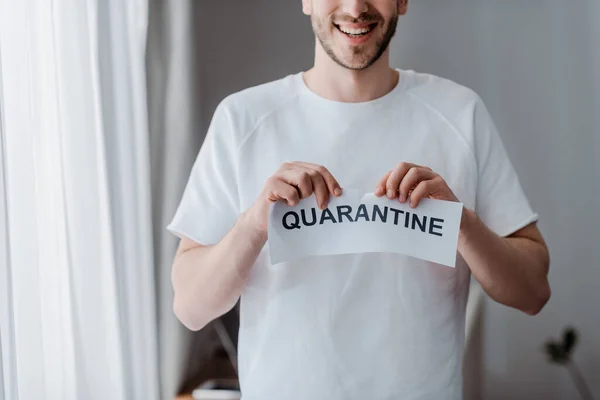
[340, 0, 369, 19]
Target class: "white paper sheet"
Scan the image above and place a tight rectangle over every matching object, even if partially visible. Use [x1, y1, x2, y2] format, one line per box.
[268, 189, 463, 267]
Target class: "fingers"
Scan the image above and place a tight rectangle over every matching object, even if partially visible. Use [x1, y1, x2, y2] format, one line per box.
[375, 170, 393, 196]
[267, 178, 301, 206]
[377, 162, 437, 203]
[386, 162, 435, 203]
[398, 167, 435, 203]
[276, 166, 312, 200]
[292, 170, 314, 200]
[272, 162, 342, 209]
[296, 162, 343, 197]
[409, 179, 438, 208]
[307, 169, 330, 210]
[290, 164, 330, 209]
[385, 162, 416, 199]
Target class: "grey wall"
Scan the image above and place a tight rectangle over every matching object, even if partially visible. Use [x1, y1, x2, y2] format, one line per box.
[195, 1, 314, 134]
[392, 1, 600, 398]
[197, 1, 600, 399]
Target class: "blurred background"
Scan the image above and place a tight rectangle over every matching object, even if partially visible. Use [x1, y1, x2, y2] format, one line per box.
[1, 1, 599, 399]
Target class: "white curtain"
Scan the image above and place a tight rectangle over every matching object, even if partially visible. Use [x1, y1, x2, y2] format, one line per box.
[146, 2, 199, 397]
[0, 1, 159, 399]
[146, 2, 233, 397]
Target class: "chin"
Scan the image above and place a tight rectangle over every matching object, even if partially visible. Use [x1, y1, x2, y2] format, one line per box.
[337, 53, 377, 70]
[343, 61, 372, 71]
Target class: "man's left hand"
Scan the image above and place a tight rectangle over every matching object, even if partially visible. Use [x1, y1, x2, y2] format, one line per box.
[374, 162, 459, 207]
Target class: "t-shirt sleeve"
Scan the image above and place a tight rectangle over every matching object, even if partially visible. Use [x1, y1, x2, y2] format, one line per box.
[167, 102, 240, 245]
[473, 98, 539, 237]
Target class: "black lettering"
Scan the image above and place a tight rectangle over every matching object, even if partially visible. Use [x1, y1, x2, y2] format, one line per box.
[319, 208, 337, 224]
[429, 217, 444, 237]
[389, 208, 404, 225]
[337, 205, 354, 223]
[372, 205, 389, 223]
[411, 213, 428, 233]
[301, 208, 317, 226]
[404, 211, 410, 228]
[282, 211, 301, 230]
[354, 204, 370, 222]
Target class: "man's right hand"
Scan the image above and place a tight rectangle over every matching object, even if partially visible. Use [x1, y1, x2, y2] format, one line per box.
[244, 162, 343, 235]
[172, 162, 341, 330]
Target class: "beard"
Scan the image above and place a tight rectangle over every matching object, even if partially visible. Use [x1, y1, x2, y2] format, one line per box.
[312, 10, 398, 70]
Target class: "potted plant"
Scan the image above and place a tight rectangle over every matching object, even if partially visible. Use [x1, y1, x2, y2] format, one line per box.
[544, 326, 595, 400]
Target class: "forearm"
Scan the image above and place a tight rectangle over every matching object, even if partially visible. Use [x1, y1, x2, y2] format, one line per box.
[458, 208, 550, 315]
[172, 212, 267, 330]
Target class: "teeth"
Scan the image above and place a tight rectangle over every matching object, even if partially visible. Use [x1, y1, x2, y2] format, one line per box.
[338, 25, 372, 35]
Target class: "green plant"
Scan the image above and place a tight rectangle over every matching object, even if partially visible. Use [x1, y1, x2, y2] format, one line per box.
[544, 326, 595, 400]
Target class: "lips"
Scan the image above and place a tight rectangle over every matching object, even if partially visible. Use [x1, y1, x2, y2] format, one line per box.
[333, 22, 378, 46]
[334, 22, 378, 38]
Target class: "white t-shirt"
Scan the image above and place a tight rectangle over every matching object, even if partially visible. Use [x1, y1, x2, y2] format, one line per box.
[168, 69, 538, 400]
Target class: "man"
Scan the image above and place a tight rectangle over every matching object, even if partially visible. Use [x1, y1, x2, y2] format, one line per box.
[168, 0, 551, 398]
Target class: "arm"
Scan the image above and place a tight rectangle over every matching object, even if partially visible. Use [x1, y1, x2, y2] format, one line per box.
[458, 210, 550, 315]
[172, 212, 267, 331]
[375, 162, 551, 316]
[171, 162, 343, 331]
